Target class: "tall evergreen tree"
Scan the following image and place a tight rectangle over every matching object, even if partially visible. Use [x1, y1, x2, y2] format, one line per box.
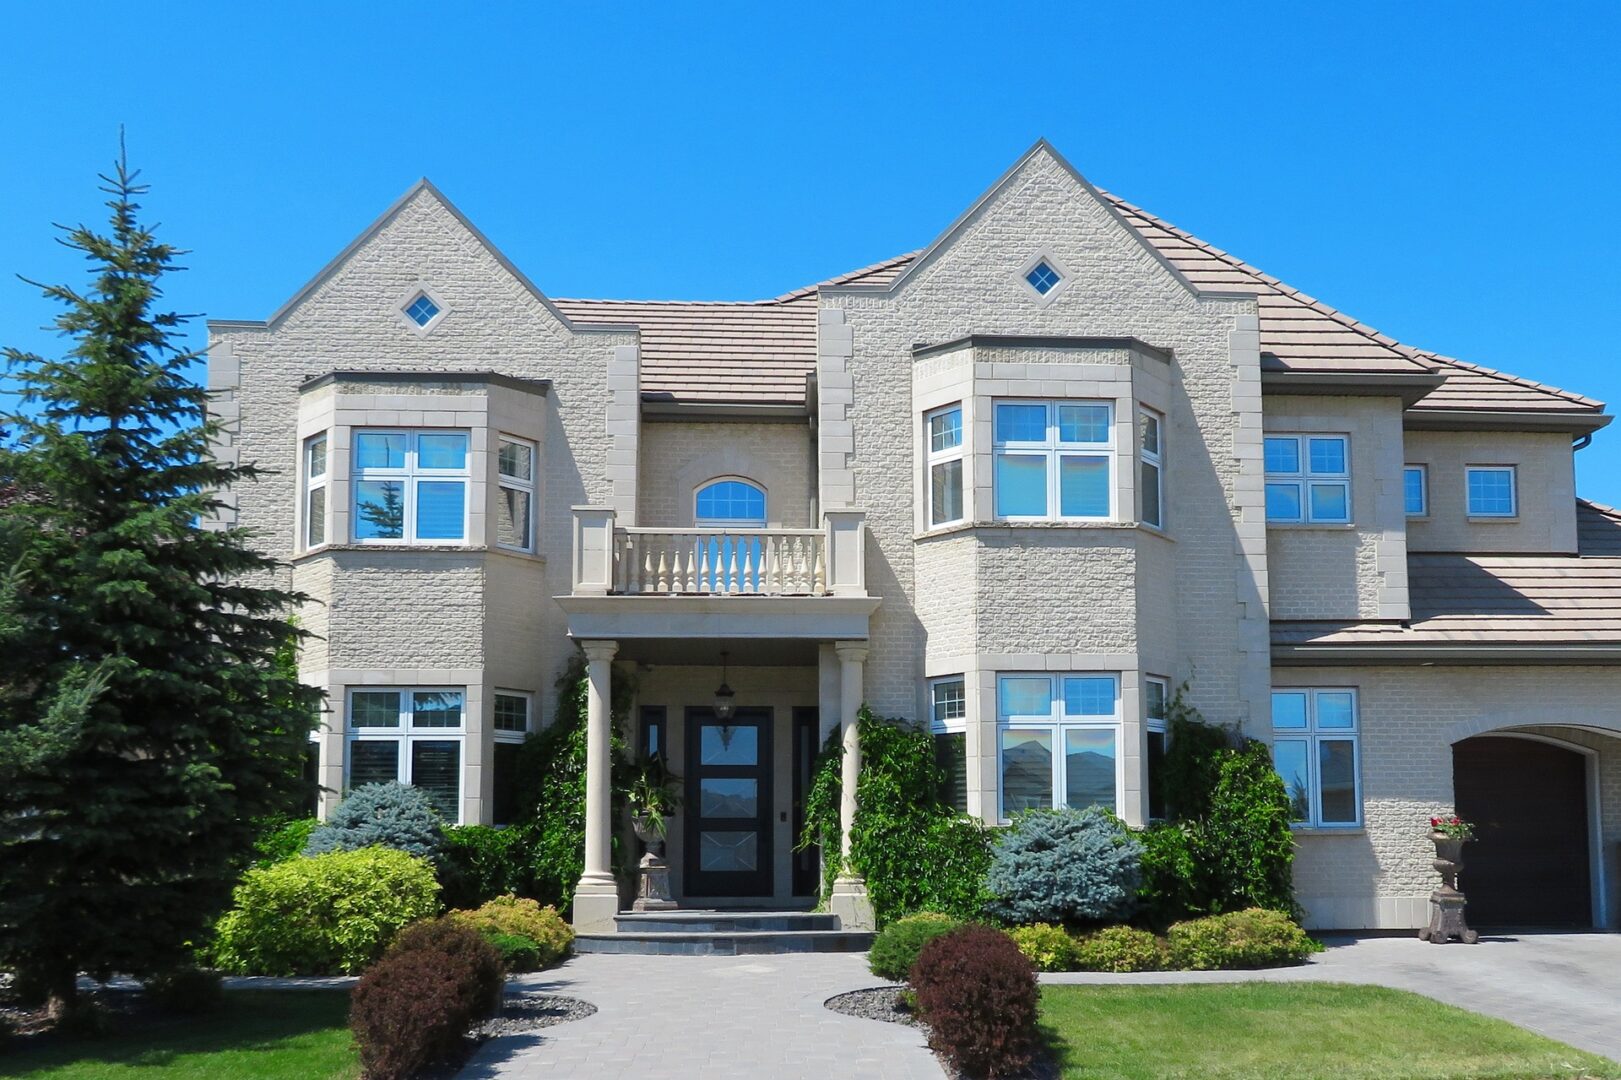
[0, 148, 319, 1019]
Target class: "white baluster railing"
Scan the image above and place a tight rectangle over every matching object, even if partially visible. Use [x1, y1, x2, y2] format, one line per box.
[606, 527, 831, 596]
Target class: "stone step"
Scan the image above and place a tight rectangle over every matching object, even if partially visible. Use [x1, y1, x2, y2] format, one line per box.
[612, 910, 840, 934]
[575, 929, 875, 956]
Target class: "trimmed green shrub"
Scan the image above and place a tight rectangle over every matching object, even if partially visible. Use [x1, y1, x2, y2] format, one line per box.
[439, 825, 531, 909]
[253, 816, 320, 869]
[800, 714, 994, 927]
[986, 807, 1142, 927]
[912, 925, 1039, 1079]
[1135, 821, 1200, 929]
[1167, 908, 1321, 970]
[142, 966, 224, 1014]
[305, 782, 444, 861]
[867, 912, 962, 982]
[1073, 925, 1166, 972]
[1005, 923, 1078, 972]
[485, 932, 543, 973]
[450, 895, 573, 969]
[211, 848, 441, 975]
[1191, 744, 1297, 915]
[351, 916, 503, 1080]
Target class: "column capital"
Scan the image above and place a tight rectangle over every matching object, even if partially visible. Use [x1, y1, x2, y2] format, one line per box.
[833, 639, 869, 664]
[580, 640, 619, 662]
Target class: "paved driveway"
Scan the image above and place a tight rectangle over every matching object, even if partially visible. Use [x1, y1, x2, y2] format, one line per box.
[459, 951, 944, 1080]
[1044, 931, 1621, 1062]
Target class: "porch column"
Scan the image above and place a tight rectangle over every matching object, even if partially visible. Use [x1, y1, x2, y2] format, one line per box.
[830, 640, 875, 930]
[573, 640, 620, 932]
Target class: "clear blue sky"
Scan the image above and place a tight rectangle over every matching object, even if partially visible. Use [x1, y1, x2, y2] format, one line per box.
[3, 3, 1618, 497]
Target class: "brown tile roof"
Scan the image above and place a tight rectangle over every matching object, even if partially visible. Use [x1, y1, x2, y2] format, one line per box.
[1273, 501, 1621, 654]
[555, 194, 1602, 420]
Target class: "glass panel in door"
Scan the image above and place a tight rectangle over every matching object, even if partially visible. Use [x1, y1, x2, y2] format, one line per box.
[684, 707, 773, 897]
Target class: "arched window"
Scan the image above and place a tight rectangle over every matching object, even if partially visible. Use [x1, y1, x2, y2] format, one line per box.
[694, 478, 767, 526]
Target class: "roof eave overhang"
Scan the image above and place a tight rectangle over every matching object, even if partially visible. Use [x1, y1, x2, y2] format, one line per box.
[1402, 409, 1613, 434]
[555, 593, 881, 642]
[299, 369, 551, 395]
[1273, 642, 1621, 666]
[912, 334, 1173, 364]
[1262, 370, 1447, 408]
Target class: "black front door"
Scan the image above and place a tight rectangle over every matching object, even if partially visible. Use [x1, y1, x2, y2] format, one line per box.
[1454, 736, 1592, 927]
[684, 707, 773, 897]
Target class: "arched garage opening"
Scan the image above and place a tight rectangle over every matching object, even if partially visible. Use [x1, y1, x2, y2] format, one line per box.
[1452, 734, 1594, 927]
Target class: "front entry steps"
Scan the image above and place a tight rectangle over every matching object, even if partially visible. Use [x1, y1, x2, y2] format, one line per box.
[575, 910, 875, 956]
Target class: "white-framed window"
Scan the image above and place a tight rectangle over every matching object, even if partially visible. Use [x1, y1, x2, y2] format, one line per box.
[352, 430, 471, 544]
[1139, 408, 1164, 529]
[304, 433, 328, 549]
[1145, 675, 1170, 821]
[491, 690, 532, 826]
[497, 436, 535, 552]
[694, 477, 767, 526]
[992, 400, 1113, 522]
[492, 690, 531, 739]
[1466, 465, 1517, 518]
[1265, 434, 1350, 524]
[345, 687, 465, 823]
[929, 676, 968, 812]
[1270, 688, 1361, 828]
[996, 673, 1121, 820]
[926, 404, 965, 527]
[1404, 465, 1428, 517]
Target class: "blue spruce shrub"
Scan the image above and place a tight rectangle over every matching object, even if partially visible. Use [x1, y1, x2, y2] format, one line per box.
[305, 782, 444, 861]
[986, 807, 1143, 926]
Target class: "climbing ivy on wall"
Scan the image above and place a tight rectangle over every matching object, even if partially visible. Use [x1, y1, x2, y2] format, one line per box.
[797, 709, 994, 927]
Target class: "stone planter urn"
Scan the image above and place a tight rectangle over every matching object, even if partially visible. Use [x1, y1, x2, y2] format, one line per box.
[1418, 831, 1479, 944]
[631, 815, 676, 912]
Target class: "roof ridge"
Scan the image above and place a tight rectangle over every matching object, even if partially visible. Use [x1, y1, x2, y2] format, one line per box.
[771, 250, 924, 302]
[553, 250, 921, 309]
[553, 296, 808, 309]
[1415, 350, 1603, 409]
[1098, 189, 1427, 363]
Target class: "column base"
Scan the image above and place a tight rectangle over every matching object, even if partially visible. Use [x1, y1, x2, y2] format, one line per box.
[829, 875, 874, 931]
[571, 874, 621, 933]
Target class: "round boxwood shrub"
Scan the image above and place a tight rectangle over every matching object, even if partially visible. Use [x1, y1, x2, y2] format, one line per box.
[1073, 925, 1166, 972]
[211, 847, 441, 975]
[1005, 923, 1078, 972]
[985, 807, 1143, 927]
[867, 912, 962, 982]
[305, 782, 444, 861]
[485, 932, 543, 973]
[450, 895, 573, 969]
[1167, 908, 1320, 970]
[351, 916, 504, 1080]
[911, 924, 1039, 1079]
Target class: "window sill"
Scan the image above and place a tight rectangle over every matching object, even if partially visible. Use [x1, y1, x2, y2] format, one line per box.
[1290, 825, 1366, 836]
[915, 519, 1159, 542]
[1266, 522, 1357, 531]
[295, 543, 544, 564]
[1466, 516, 1520, 524]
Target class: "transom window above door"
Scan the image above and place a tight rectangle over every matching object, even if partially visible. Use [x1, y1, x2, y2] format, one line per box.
[694, 478, 767, 526]
[352, 429, 470, 544]
[992, 399, 1114, 522]
[1264, 434, 1350, 524]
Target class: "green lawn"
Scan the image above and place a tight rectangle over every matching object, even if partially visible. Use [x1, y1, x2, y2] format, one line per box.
[1039, 983, 1621, 1080]
[0, 991, 358, 1080]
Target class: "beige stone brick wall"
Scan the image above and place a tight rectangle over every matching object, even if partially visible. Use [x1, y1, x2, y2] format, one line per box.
[1405, 430, 1578, 553]
[638, 420, 815, 528]
[1264, 395, 1409, 621]
[1283, 663, 1621, 930]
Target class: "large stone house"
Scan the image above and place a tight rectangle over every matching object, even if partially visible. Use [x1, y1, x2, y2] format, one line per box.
[208, 141, 1620, 935]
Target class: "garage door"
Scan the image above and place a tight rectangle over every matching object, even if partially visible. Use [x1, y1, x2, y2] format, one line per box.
[1452, 736, 1591, 927]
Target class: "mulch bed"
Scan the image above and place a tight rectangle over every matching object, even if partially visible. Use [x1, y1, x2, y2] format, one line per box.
[824, 985, 1058, 1080]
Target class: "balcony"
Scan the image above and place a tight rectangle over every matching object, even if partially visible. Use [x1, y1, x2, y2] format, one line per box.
[559, 507, 876, 644]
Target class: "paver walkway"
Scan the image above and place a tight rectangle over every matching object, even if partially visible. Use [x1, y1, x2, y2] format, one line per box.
[1044, 931, 1621, 1063]
[459, 951, 944, 1080]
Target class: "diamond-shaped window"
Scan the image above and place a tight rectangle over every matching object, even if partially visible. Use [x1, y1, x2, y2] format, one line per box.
[404, 293, 441, 327]
[1025, 261, 1062, 296]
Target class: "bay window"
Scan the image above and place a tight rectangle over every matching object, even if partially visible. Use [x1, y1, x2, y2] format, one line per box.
[497, 436, 536, 551]
[304, 433, 328, 548]
[929, 676, 968, 812]
[1270, 688, 1361, 828]
[996, 673, 1121, 820]
[993, 400, 1113, 521]
[1265, 434, 1350, 524]
[352, 429, 470, 544]
[926, 404, 964, 526]
[346, 687, 465, 822]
